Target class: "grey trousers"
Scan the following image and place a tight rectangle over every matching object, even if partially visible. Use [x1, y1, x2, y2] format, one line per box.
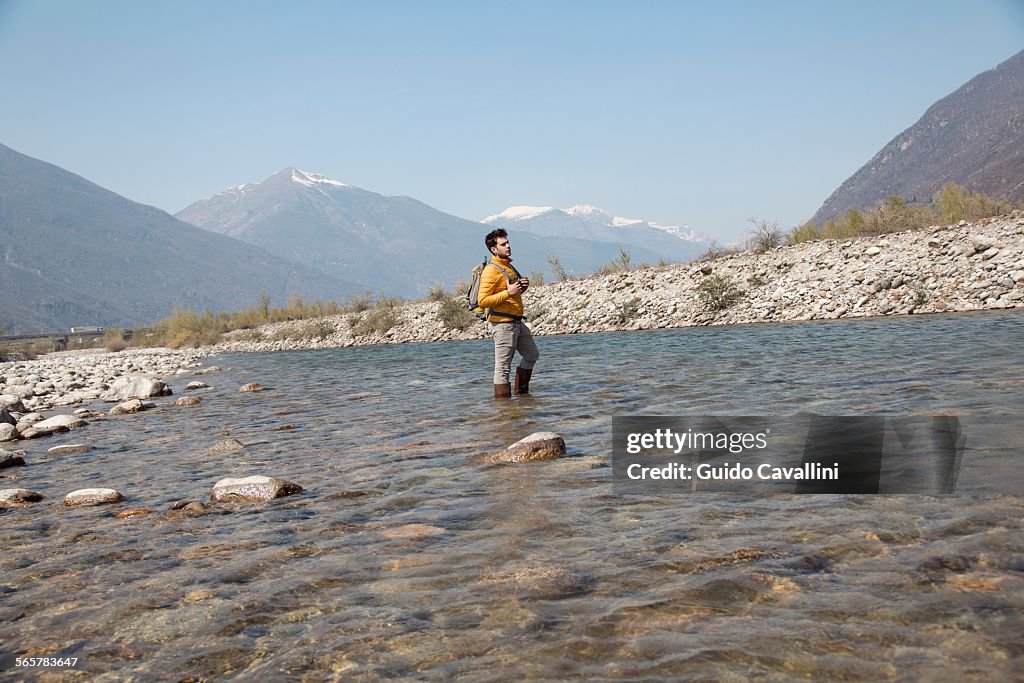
[489, 320, 540, 384]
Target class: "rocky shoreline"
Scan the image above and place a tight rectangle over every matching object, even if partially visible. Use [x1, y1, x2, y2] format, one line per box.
[1, 212, 1022, 443]
[216, 212, 1024, 352]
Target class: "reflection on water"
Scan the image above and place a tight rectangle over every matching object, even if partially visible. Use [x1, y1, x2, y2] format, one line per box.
[2, 310, 1023, 680]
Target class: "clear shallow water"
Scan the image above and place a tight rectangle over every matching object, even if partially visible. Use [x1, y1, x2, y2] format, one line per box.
[2, 310, 1023, 681]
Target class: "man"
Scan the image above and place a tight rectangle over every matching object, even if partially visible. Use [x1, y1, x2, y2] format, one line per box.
[478, 228, 540, 398]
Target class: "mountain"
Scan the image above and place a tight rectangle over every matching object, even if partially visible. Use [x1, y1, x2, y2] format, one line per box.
[0, 144, 364, 335]
[482, 204, 705, 262]
[177, 169, 696, 295]
[812, 49, 1024, 225]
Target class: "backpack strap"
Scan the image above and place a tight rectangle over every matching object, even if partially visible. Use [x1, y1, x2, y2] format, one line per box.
[485, 261, 525, 321]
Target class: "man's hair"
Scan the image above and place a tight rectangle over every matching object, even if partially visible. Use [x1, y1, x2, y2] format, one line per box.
[485, 228, 508, 252]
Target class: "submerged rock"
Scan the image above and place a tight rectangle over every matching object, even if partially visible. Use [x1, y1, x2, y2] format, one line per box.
[114, 508, 153, 519]
[64, 488, 124, 506]
[176, 396, 202, 406]
[482, 432, 566, 464]
[0, 488, 44, 507]
[47, 444, 94, 456]
[203, 439, 245, 456]
[211, 475, 303, 502]
[381, 524, 447, 540]
[480, 562, 594, 600]
[100, 375, 172, 402]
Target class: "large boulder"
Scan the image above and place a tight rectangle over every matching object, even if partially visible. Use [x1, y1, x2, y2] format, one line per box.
[211, 475, 303, 502]
[481, 432, 566, 464]
[100, 375, 172, 402]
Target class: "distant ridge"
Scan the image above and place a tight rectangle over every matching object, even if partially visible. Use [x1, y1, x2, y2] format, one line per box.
[178, 170, 699, 295]
[811, 49, 1024, 225]
[0, 145, 364, 334]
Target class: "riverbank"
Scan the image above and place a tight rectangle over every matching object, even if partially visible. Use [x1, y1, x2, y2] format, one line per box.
[1, 212, 1022, 426]
[217, 211, 1024, 352]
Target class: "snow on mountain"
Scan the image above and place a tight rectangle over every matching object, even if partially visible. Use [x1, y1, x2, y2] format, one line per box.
[483, 203, 705, 244]
[481, 205, 558, 224]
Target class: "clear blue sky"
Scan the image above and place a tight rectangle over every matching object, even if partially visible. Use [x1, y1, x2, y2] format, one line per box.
[2, 0, 1022, 242]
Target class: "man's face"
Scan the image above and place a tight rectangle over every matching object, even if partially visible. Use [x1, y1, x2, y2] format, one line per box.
[492, 236, 512, 259]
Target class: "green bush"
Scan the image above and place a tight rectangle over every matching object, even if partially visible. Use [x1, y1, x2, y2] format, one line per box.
[613, 297, 642, 323]
[697, 274, 742, 311]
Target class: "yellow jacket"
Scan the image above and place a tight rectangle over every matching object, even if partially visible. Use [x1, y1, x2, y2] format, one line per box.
[477, 256, 524, 322]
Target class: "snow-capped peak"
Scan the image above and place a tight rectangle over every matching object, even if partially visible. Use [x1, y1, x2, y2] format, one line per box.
[481, 205, 556, 224]
[290, 168, 349, 189]
[563, 204, 614, 221]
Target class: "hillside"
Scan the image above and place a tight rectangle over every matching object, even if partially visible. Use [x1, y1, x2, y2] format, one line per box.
[812, 49, 1024, 225]
[0, 144, 365, 334]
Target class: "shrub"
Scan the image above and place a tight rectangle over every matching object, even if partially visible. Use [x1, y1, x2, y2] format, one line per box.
[103, 328, 128, 352]
[529, 270, 545, 287]
[345, 293, 375, 313]
[426, 281, 447, 302]
[351, 298, 401, 336]
[697, 274, 742, 311]
[612, 297, 642, 323]
[437, 296, 477, 331]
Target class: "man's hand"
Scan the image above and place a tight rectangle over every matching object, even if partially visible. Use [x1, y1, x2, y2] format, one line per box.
[507, 278, 527, 296]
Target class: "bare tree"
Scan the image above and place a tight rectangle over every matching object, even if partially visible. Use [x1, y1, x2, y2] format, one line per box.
[746, 218, 783, 254]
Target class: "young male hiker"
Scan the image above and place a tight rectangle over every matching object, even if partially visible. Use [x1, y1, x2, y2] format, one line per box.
[477, 228, 540, 397]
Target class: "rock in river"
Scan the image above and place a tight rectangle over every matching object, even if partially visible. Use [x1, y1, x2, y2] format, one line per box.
[20, 414, 85, 439]
[64, 488, 124, 506]
[0, 450, 26, 468]
[100, 375, 172, 402]
[0, 488, 44, 507]
[176, 396, 202, 406]
[239, 383, 265, 393]
[109, 399, 146, 416]
[482, 432, 566, 464]
[211, 475, 303, 502]
[0, 423, 17, 442]
[48, 444, 94, 455]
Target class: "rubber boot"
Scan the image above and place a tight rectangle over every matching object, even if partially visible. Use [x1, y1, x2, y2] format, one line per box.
[514, 367, 533, 395]
[494, 383, 512, 398]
